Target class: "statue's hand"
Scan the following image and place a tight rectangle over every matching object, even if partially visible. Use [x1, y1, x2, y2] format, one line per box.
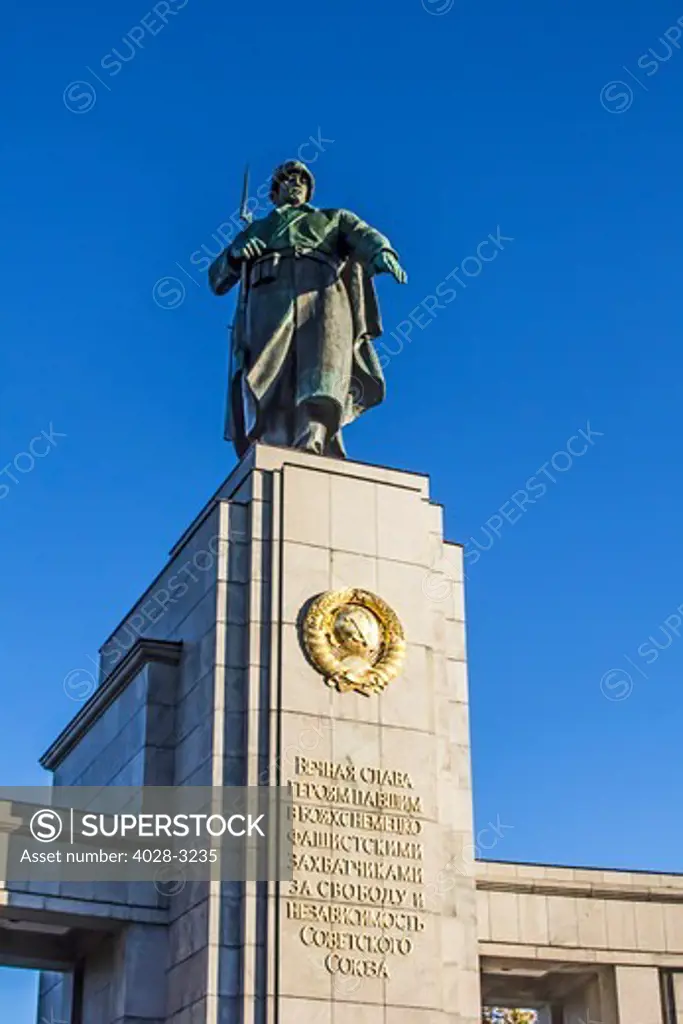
[370, 250, 407, 284]
[231, 237, 267, 262]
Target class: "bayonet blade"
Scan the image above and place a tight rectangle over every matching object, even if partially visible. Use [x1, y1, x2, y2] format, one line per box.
[239, 165, 252, 226]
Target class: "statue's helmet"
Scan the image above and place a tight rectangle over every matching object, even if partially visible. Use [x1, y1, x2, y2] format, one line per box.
[270, 160, 315, 203]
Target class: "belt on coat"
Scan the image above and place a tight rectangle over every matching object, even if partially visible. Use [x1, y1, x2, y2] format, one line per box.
[249, 246, 343, 286]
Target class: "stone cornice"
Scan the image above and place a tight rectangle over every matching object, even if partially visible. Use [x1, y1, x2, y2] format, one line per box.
[40, 639, 183, 771]
[477, 875, 683, 903]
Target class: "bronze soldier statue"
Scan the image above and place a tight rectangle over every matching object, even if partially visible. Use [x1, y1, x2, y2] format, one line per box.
[209, 160, 407, 458]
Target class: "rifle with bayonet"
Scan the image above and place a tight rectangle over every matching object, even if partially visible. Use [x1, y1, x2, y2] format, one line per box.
[224, 166, 253, 451]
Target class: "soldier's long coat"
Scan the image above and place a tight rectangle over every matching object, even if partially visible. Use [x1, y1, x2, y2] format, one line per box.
[209, 203, 397, 457]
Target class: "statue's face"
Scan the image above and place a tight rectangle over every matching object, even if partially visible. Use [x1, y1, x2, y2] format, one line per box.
[274, 166, 308, 207]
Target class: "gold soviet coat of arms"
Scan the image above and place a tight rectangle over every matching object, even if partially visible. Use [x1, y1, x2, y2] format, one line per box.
[302, 589, 406, 696]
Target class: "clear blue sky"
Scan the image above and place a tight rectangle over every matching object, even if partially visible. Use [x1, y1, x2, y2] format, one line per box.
[3, 0, 683, 1015]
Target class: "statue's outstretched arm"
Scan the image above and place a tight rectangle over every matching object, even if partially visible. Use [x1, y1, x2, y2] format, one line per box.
[338, 210, 407, 285]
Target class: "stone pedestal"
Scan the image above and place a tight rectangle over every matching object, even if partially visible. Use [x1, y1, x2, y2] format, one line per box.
[37, 445, 478, 1024]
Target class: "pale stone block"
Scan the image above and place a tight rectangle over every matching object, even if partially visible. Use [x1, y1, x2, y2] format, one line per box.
[456, 876, 481, 924]
[430, 830, 479, 912]
[385, 917, 441, 1009]
[442, 961, 460, 1013]
[547, 895, 579, 946]
[214, 620, 226, 667]
[279, 996, 331, 1024]
[572, 868, 602, 883]
[635, 901, 667, 951]
[278, 911, 333, 999]
[330, 718, 382, 770]
[430, 649, 448, 696]
[379, 726, 437, 821]
[379, 643, 433, 733]
[442, 914, 477, 969]
[600, 870, 634, 887]
[282, 466, 331, 548]
[446, 701, 469, 746]
[330, 475, 377, 556]
[442, 541, 464, 581]
[253, 443, 429, 493]
[422, 821, 467, 914]
[386, 1010, 442, 1024]
[615, 965, 662, 1024]
[329, 680, 381, 727]
[437, 781, 473, 833]
[246, 574, 270, 627]
[333, 1003, 385, 1024]
[425, 538, 462, 589]
[488, 891, 520, 943]
[239, 940, 259, 999]
[446, 658, 468, 703]
[458, 968, 482, 1017]
[451, 577, 466, 623]
[331, 549, 377, 592]
[476, 889, 491, 940]
[543, 866, 574, 881]
[427, 500, 444, 535]
[432, 605, 450, 654]
[328, 970, 383, 1005]
[278, 711, 334, 780]
[514, 863, 547, 881]
[576, 896, 608, 948]
[436, 739, 471, 791]
[518, 892, 549, 945]
[280, 622, 335, 718]
[435, 731, 462, 784]
[376, 484, 430, 564]
[674, 974, 683, 1022]
[281, 542, 331, 625]
[376, 559, 433, 648]
[226, 499, 250, 544]
[664, 904, 683, 952]
[446, 618, 467, 661]
[478, 860, 518, 880]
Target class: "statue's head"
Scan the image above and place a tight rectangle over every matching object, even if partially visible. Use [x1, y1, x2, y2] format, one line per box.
[270, 160, 315, 207]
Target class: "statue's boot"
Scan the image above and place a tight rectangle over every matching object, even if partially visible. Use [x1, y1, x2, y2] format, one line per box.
[294, 399, 333, 455]
[294, 418, 327, 455]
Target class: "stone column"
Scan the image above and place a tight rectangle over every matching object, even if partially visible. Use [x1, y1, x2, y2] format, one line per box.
[36, 444, 478, 1024]
[673, 973, 683, 1024]
[614, 966, 664, 1024]
[216, 445, 479, 1024]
